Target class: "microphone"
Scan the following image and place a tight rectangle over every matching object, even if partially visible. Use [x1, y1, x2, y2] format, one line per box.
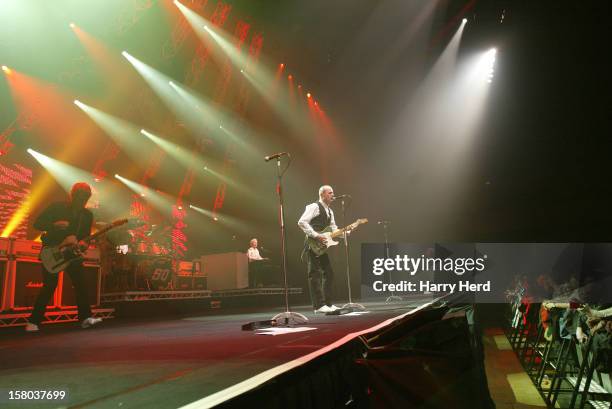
[333, 194, 351, 200]
[264, 152, 288, 162]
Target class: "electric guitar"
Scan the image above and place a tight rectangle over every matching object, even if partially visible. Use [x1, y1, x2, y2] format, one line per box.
[40, 218, 128, 274]
[306, 218, 368, 256]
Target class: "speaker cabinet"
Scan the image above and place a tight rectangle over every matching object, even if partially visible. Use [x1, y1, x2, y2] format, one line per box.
[0, 258, 8, 312]
[58, 263, 101, 308]
[0, 238, 9, 311]
[11, 259, 58, 310]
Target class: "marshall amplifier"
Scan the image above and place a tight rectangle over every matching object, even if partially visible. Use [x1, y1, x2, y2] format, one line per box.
[10, 258, 58, 310]
[0, 237, 11, 312]
[0, 237, 10, 257]
[12, 239, 43, 260]
[82, 246, 100, 264]
[59, 263, 101, 308]
[176, 260, 194, 290]
[192, 260, 206, 289]
[0, 258, 8, 311]
[193, 273, 207, 290]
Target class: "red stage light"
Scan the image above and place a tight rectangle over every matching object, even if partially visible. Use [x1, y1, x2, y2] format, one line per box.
[288, 74, 292, 80]
[307, 92, 311, 98]
[280, 63, 284, 68]
[1, 65, 10, 74]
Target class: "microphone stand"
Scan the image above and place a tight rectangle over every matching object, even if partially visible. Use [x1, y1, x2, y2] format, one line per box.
[270, 154, 307, 325]
[381, 221, 402, 303]
[340, 197, 365, 311]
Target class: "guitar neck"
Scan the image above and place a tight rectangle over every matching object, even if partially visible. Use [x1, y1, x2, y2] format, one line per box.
[83, 221, 125, 244]
[330, 224, 356, 239]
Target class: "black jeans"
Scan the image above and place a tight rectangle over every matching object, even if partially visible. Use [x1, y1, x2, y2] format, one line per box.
[29, 261, 92, 325]
[306, 251, 334, 309]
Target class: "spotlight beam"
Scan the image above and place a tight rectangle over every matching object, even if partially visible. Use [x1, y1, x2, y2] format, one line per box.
[114, 174, 175, 213]
[74, 100, 156, 162]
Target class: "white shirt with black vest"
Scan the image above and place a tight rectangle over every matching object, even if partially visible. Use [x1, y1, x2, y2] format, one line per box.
[298, 200, 338, 238]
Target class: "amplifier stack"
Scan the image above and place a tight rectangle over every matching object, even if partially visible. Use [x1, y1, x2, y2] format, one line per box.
[175, 260, 206, 290]
[0, 238, 101, 312]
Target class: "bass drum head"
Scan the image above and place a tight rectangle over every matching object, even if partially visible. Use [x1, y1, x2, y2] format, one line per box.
[145, 257, 173, 290]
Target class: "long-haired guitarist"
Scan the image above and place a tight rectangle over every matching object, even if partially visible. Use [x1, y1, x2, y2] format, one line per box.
[26, 182, 102, 332]
[298, 185, 340, 314]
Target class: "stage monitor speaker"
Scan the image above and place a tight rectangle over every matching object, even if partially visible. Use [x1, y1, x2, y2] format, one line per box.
[11, 259, 58, 310]
[59, 263, 101, 308]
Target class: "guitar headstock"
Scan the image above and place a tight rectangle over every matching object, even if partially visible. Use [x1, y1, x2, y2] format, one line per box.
[347, 218, 368, 232]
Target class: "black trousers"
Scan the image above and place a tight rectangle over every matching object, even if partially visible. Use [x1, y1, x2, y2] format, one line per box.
[306, 250, 334, 309]
[29, 261, 92, 325]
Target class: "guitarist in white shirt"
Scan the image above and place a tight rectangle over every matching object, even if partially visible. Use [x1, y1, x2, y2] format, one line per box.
[26, 182, 102, 332]
[298, 185, 341, 314]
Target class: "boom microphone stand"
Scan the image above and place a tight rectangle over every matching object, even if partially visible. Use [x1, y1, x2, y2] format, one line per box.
[269, 153, 307, 325]
[339, 197, 365, 311]
[380, 221, 401, 303]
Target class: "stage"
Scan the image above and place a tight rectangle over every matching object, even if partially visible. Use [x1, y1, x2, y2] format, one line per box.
[0, 299, 433, 409]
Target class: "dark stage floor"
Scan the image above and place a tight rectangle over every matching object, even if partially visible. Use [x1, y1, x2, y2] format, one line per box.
[0, 299, 430, 409]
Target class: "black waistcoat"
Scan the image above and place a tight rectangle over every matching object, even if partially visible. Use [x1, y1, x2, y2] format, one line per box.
[310, 202, 331, 233]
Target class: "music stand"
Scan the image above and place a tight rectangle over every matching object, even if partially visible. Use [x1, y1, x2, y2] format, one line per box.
[339, 197, 365, 311]
[270, 154, 308, 326]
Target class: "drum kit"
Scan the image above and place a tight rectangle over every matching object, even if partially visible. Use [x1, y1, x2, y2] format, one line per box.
[98, 220, 176, 291]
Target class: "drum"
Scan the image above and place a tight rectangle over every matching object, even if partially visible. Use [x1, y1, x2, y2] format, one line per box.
[137, 257, 173, 290]
[134, 241, 149, 254]
[150, 243, 161, 255]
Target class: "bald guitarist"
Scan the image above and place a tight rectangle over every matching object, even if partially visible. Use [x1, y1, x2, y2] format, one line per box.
[26, 182, 102, 332]
[298, 185, 342, 314]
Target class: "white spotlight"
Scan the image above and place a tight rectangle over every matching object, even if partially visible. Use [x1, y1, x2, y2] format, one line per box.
[462, 18, 467, 24]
